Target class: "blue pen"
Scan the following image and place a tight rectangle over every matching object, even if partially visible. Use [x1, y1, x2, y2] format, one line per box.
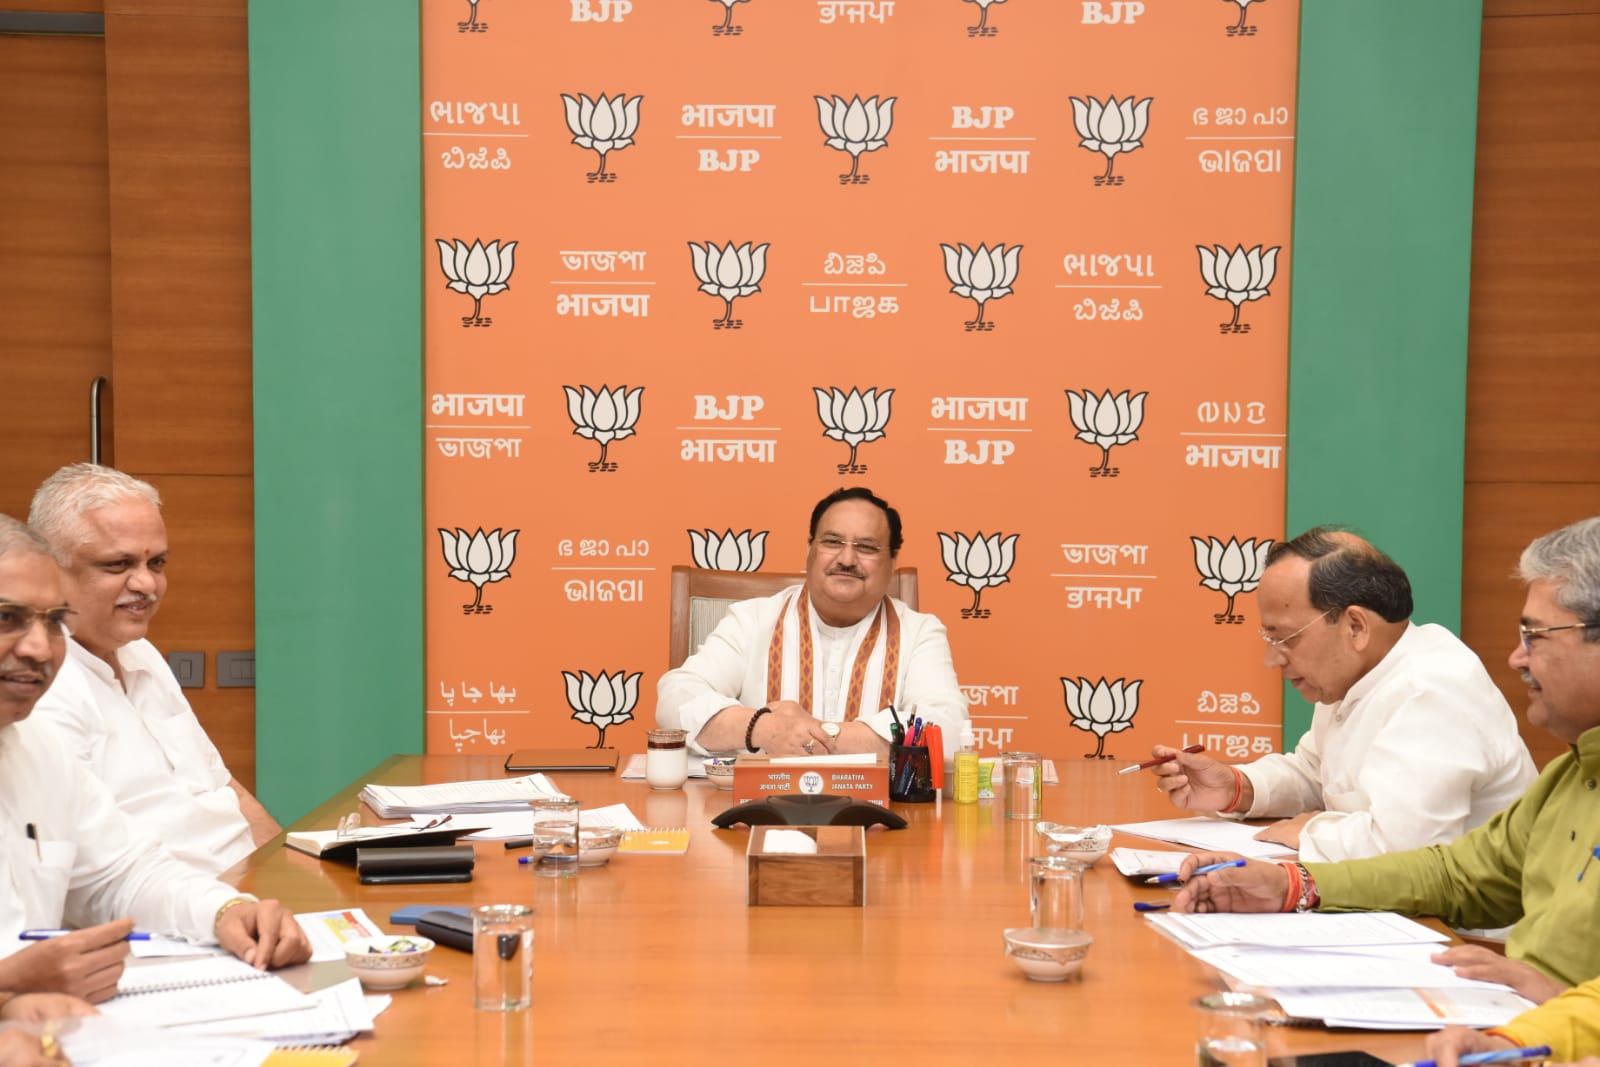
[1394, 1045, 1552, 1067]
[1133, 902, 1170, 912]
[517, 856, 539, 865]
[1145, 858, 1247, 885]
[20, 929, 151, 941]
[1578, 845, 1600, 881]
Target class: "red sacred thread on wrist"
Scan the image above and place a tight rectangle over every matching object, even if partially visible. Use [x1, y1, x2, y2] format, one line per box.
[1220, 766, 1246, 814]
[1279, 861, 1302, 913]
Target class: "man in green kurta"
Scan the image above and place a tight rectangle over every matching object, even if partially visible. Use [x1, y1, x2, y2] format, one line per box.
[1171, 516, 1600, 1016]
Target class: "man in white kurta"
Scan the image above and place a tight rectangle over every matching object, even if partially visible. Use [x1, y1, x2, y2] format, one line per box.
[0, 515, 308, 1002]
[28, 464, 278, 876]
[1152, 527, 1535, 862]
[35, 637, 254, 873]
[657, 488, 969, 756]
[1222, 620, 1532, 861]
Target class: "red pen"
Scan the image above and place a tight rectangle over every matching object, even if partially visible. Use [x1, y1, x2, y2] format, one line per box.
[1118, 744, 1203, 775]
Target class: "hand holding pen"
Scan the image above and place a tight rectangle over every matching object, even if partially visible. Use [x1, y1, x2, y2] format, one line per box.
[1146, 859, 1245, 885]
[1120, 744, 1203, 775]
[1, 918, 135, 1004]
[1145, 745, 1250, 814]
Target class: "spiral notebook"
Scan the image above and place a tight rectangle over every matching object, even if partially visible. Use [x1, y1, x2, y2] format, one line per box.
[100, 956, 316, 1029]
[618, 827, 690, 855]
[263, 1050, 360, 1066]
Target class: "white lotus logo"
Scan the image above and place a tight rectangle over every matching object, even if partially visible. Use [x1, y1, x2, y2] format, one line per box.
[561, 93, 642, 184]
[436, 238, 516, 328]
[814, 386, 893, 474]
[456, 0, 486, 33]
[709, 0, 751, 37]
[1069, 96, 1152, 186]
[939, 531, 1019, 619]
[1198, 243, 1280, 334]
[1065, 389, 1147, 478]
[1191, 535, 1273, 625]
[564, 385, 643, 473]
[689, 240, 770, 330]
[815, 94, 896, 185]
[689, 529, 768, 572]
[562, 670, 639, 748]
[963, 0, 1008, 37]
[439, 526, 518, 615]
[1062, 676, 1142, 759]
[941, 242, 1021, 332]
[1224, 0, 1264, 37]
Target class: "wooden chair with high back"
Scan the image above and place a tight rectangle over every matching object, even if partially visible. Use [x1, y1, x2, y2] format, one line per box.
[667, 566, 920, 669]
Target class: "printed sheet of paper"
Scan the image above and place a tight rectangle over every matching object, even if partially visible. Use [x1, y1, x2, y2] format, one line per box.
[1146, 910, 1447, 950]
[1111, 816, 1296, 859]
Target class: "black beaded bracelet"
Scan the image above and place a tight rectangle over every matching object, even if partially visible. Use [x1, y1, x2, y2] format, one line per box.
[745, 706, 772, 753]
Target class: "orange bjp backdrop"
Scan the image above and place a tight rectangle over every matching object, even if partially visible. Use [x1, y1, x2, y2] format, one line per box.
[421, 0, 1300, 767]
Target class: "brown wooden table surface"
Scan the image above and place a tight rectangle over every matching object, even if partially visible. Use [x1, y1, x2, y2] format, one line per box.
[228, 755, 1443, 1064]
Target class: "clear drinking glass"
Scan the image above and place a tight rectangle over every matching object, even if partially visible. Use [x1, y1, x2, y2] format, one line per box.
[1193, 992, 1271, 1066]
[473, 904, 534, 1011]
[530, 797, 580, 878]
[1002, 751, 1043, 820]
[1029, 856, 1085, 930]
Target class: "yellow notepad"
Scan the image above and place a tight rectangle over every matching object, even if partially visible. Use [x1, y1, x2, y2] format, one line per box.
[618, 827, 690, 855]
[262, 1049, 359, 1066]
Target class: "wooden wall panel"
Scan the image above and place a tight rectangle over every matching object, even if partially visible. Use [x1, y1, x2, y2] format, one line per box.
[1462, 10, 1600, 770]
[1462, 484, 1598, 770]
[104, 2, 252, 476]
[0, 32, 111, 517]
[99, 0, 257, 787]
[143, 473, 258, 788]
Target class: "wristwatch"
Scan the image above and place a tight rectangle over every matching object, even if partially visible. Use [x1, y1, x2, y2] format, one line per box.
[821, 722, 842, 741]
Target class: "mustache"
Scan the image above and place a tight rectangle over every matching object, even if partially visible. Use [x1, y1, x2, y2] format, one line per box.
[1520, 670, 1535, 686]
[116, 593, 158, 607]
[0, 657, 54, 683]
[827, 565, 865, 579]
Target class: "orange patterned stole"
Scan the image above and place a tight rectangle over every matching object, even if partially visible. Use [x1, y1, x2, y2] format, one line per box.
[764, 586, 900, 721]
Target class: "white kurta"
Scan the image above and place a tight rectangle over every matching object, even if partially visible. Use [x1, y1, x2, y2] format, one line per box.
[0, 715, 237, 954]
[656, 587, 969, 754]
[31, 638, 253, 875]
[1242, 623, 1536, 862]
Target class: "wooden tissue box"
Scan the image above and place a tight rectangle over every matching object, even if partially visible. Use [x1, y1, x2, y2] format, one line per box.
[746, 825, 866, 907]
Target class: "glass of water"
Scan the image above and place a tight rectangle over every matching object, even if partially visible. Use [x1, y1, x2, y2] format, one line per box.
[473, 904, 534, 1011]
[530, 796, 580, 878]
[1193, 992, 1271, 1066]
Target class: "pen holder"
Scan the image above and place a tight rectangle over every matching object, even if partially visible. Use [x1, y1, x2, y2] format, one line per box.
[889, 744, 936, 803]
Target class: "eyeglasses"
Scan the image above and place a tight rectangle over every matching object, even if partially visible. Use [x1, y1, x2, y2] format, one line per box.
[1519, 622, 1600, 654]
[1258, 609, 1335, 651]
[814, 537, 884, 559]
[0, 603, 75, 638]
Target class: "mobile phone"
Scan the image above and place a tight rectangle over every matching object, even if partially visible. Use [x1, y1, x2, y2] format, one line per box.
[1267, 1053, 1392, 1067]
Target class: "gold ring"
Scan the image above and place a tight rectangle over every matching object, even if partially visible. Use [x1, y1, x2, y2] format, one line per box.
[803, 740, 815, 753]
[40, 1032, 63, 1060]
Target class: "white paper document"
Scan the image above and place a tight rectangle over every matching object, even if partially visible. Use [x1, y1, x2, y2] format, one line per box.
[1110, 847, 1190, 878]
[172, 977, 377, 1043]
[1146, 910, 1448, 950]
[621, 753, 707, 779]
[294, 906, 385, 962]
[1193, 941, 1506, 991]
[99, 957, 316, 1029]
[1111, 816, 1296, 859]
[1269, 985, 1535, 1030]
[359, 773, 566, 817]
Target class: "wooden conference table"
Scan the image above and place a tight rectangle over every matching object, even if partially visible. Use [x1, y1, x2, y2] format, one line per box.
[232, 755, 1445, 1064]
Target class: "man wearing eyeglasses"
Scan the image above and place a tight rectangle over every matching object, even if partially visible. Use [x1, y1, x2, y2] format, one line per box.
[26, 464, 278, 876]
[657, 486, 969, 756]
[0, 515, 309, 1001]
[1169, 516, 1600, 1013]
[1151, 527, 1534, 861]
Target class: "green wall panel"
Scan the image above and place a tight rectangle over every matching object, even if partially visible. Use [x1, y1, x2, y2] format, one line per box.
[248, 0, 423, 823]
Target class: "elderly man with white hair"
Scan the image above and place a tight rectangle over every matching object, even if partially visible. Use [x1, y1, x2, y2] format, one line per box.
[28, 464, 278, 876]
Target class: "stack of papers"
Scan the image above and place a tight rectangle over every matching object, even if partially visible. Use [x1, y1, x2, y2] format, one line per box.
[359, 773, 565, 817]
[1145, 911, 1536, 1029]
